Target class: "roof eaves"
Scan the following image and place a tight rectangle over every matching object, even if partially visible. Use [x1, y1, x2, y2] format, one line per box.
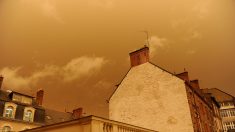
[211, 88, 234, 98]
[11, 91, 35, 98]
[107, 68, 132, 102]
[149, 62, 185, 81]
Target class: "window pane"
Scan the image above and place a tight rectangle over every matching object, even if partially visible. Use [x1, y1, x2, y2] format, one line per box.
[24, 110, 33, 122]
[5, 106, 14, 118]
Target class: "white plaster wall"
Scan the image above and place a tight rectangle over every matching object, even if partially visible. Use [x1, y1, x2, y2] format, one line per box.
[109, 63, 194, 132]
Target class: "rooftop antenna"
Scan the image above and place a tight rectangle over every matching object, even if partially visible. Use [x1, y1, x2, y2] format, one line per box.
[140, 30, 150, 47]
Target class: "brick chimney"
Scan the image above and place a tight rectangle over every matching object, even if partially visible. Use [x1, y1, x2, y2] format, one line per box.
[0, 76, 3, 89]
[190, 80, 200, 89]
[36, 90, 44, 106]
[72, 108, 83, 119]
[129, 46, 149, 67]
[176, 72, 189, 82]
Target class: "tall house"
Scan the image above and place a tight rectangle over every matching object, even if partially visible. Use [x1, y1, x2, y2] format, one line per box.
[109, 47, 223, 132]
[0, 77, 74, 132]
[203, 88, 235, 131]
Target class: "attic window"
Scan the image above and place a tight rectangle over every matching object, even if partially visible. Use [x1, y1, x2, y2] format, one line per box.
[23, 107, 35, 122]
[4, 106, 14, 118]
[24, 110, 33, 122]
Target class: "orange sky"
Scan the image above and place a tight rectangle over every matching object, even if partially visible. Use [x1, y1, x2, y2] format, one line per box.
[1, 0, 235, 117]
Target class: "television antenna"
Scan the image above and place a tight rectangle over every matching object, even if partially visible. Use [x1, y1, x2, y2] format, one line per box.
[140, 30, 150, 47]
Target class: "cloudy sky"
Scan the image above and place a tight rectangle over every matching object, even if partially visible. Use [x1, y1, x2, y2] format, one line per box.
[1, 0, 235, 117]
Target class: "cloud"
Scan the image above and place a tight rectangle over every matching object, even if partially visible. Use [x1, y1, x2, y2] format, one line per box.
[0, 56, 107, 91]
[148, 36, 168, 57]
[62, 56, 107, 82]
[0, 67, 31, 91]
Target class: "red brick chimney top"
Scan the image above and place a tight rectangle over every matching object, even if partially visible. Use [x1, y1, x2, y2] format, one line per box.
[129, 46, 149, 67]
[36, 89, 44, 106]
[72, 108, 83, 119]
[190, 80, 200, 89]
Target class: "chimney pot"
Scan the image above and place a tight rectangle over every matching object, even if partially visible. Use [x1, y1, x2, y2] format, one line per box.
[72, 108, 83, 119]
[36, 90, 44, 106]
[190, 80, 200, 89]
[129, 46, 149, 67]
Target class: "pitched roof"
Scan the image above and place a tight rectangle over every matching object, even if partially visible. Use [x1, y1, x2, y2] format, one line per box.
[0, 89, 73, 125]
[202, 88, 234, 102]
[0, 90, 43, 109]
[44, 109, 73, 125]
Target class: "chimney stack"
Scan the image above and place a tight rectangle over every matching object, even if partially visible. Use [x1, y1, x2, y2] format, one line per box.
[129, 46, 149, 67]
[72, 108, 83, 119]
[36, 90, 44, 106]
[190, 80, 200, 89]
[176, 72, 189, 82]
[0, 76, 3, 89]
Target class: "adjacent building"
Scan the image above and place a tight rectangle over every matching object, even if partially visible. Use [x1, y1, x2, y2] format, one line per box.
[0, 76, 74, 132]
[203, 88, 235, 131]
[22, 115, 157, 132]
[109, 46, 223, 132]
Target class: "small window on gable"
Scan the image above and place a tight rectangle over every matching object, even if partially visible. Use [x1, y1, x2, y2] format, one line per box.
[4, 106, 14, 118]
[2, 126, 11, 132]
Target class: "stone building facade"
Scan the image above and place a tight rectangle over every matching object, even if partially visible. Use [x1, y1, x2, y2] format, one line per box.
[22, 115, 157, 132]
[203, 88, 235, 131]
[0, 76, 74, 132]
[109, 46, 223, 132]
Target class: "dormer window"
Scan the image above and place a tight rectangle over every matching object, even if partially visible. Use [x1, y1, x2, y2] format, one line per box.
[24, 110, 33, 122]
[5, 106, 14, 118]
[3, 102, 17, 119]
[23, 107, 35, 122]
[12, 93, 32, 105]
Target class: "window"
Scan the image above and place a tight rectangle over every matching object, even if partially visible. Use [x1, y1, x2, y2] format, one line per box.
[4, 106, 14, 118]
[2, 126, 11, 132]
[23, 107, 35, 122]
[24, 110, 33, 122]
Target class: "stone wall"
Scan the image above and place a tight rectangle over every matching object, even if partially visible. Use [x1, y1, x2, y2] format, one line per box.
[109, 63, 194, 132]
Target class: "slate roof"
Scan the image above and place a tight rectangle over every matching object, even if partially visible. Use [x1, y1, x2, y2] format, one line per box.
[0, 90, 43, 109]
[0, 89, 73, 125]
[202, 88, 235, 102]
[44, 109, 73, 125]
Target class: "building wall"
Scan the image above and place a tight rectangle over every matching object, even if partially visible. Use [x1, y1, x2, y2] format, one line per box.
[188, 89, 213, 132]
[23, 116, 157, 132]
[29, 123, 91, 132]
[109, 63, 194, 132]
[0, 120, 40, 132]
[220, 102, 235, 131]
